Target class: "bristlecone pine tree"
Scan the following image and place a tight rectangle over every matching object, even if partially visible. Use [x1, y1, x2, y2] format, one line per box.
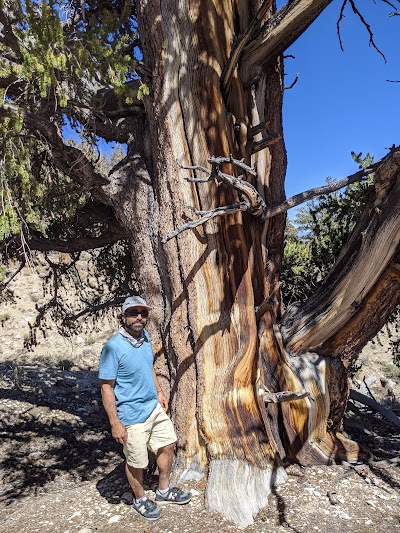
[1, 0, 400, 526]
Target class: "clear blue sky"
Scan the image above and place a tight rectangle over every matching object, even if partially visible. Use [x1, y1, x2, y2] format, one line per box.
[282, 0, 399, 200]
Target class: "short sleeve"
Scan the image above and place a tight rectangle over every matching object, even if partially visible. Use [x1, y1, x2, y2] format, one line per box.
[98, 343, 119, 380]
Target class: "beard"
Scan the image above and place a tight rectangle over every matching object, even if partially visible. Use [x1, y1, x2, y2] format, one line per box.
[125, 322, 144, 334]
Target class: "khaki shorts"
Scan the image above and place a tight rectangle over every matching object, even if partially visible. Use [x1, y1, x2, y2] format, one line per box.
[123, 403, 177, 468]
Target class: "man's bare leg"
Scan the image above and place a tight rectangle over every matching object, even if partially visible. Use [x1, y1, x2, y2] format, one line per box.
[125, 463, 145, 500]
[156, 442, 175, 490]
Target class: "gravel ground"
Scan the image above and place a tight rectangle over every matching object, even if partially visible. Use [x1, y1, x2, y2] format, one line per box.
[0, 360, 399, 533]
[0, 263, 399, 532]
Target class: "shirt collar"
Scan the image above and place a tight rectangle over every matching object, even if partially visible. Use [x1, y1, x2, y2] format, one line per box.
[119, 326, 145, 347]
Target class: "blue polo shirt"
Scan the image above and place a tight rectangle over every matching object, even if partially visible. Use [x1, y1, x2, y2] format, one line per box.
[98, 330, 158, 425]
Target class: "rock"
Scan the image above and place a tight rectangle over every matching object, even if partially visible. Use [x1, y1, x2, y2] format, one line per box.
[108, 515, 122, 524]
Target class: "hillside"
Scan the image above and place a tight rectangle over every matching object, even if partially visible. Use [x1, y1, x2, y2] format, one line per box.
[0, 258, 399, 532]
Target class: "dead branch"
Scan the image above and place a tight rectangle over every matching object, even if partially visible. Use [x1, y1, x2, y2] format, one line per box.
[284, 73, 299, 90]
[241, 0, 333, 84]
[162, 154, 384, 243]
[251, 134, 282, 154]
[263, 390, 310, 403]
[180, 155, 265, 214]
[0, 256, 26, 291]
[261, 165, 376, 220]
[247, 121, 269, 138]
[178, 161, 212, 177]
[381, 0, 399, 12]
[362, 376, 377, 401]
[349, 389, 400, 428]
[208, 156, 257, 176]
[337, 0, 386, 62]
[161, 202, 250, 244]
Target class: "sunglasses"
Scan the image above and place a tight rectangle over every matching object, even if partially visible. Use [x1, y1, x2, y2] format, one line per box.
[125, 309, 149, 318]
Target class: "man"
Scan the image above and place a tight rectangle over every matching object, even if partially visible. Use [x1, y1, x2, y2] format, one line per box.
[99, 295, 191, 521]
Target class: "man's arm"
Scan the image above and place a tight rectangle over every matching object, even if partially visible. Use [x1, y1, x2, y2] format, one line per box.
[153, 369, 168, 412]
[100, 379, 128, 444]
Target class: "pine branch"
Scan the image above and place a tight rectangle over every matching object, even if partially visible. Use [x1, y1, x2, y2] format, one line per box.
[2, 103, 109, 189]
[27, 228, 125, 253]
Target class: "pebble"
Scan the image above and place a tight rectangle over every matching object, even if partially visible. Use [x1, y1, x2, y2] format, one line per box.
[108, 515, 122, 523]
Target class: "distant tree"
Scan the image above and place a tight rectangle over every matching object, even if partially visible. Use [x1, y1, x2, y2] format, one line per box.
[1, 1, 400, 526]
[282, 153, 375, 305]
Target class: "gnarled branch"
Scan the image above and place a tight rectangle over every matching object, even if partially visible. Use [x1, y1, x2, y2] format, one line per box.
[240, 0, 333, 84]
[162, 155, 381, 243]
[161, 202, 250, 244]
[27, 227, 125, 253]
[258, 382, 310, 403]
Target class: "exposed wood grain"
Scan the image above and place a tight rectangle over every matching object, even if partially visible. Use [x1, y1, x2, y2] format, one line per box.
[241, 0, 333, 83]
[282, 154, 400, 353]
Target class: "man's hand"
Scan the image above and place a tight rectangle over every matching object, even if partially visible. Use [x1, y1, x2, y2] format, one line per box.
[111, 420, 128, 445]
[158, 390, 169, 412]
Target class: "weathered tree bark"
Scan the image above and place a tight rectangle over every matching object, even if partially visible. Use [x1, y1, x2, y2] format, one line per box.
[107, 1, 400, 526]
[6, 0, 400, 527]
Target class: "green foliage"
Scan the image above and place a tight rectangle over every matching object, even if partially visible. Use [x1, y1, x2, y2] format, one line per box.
[137, 82, 150, 101]
[0, 132, 90, 241]
[282, 153, 375, 306]
[384, 363, 400, 379]
[280, 239, 317, 306]
[0, 1, 138, 244]
[0, 0, 138, 109]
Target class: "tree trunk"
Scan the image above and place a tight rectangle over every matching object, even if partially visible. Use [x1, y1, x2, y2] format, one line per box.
[102, 1, 400, 526]
[2, 2, 399, 525]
